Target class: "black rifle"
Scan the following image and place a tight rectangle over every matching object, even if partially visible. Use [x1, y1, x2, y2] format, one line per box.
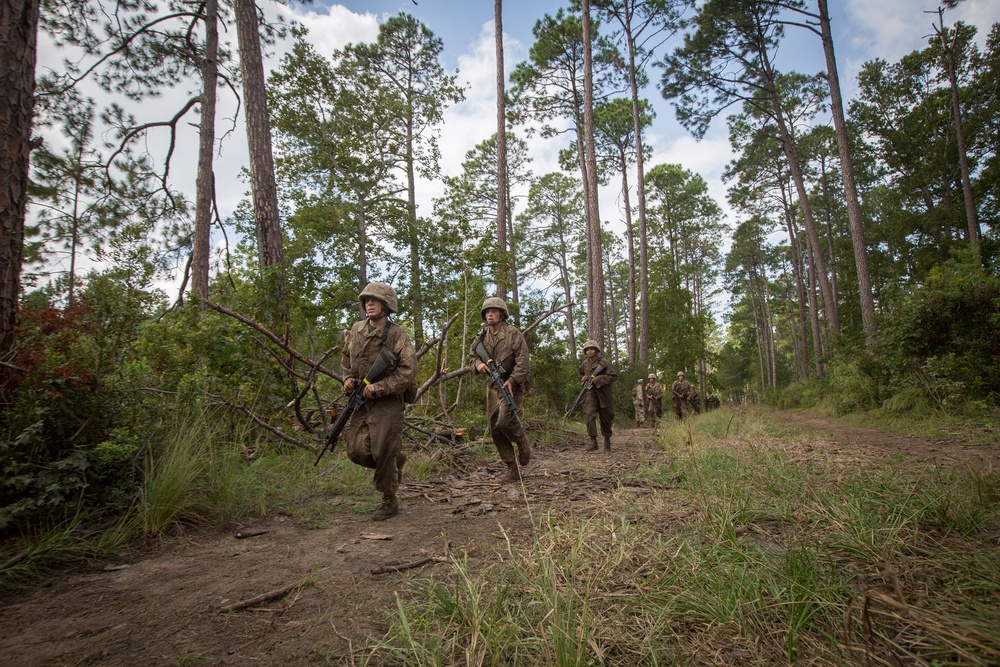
[472, 336, 526, 433]
[564, 362, 606, 419]
[314, 347, 398, 466]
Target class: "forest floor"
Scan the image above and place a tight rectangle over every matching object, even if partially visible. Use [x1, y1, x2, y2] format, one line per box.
[0, 410, 996, 666]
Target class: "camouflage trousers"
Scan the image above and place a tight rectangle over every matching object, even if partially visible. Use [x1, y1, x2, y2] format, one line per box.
[633, 400, 645, 424]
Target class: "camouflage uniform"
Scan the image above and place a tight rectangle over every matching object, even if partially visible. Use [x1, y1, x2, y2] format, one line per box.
[342, 283, 417, 520]
[631, 379, 646, 425]
[645, 374, 664, 425]
[579, 340, 618, 451]
[670, 373, 693, 420]
[470, 297, 531, 480]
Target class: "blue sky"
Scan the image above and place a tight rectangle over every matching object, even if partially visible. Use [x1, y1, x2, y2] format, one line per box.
[273, 0, 998, 275]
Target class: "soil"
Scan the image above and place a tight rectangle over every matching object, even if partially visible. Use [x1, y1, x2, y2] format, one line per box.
[0, 411, 994, 666]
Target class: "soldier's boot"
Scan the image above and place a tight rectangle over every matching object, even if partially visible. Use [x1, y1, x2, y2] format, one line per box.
[586, 437, 599, 451]
[516, 436, 532, 466]
[372, 494, 399, 521]
[604, 436, 612, 452]
[396, 451, 407, 485]
[506, 461, 521, 482]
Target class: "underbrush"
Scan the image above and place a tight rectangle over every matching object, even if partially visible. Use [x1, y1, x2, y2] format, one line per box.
[380, 406, 1000, 666]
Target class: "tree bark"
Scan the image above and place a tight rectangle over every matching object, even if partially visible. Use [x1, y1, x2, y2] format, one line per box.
[234, 0, 288, 332]
[192, 0, 220, 301]
[817, 0, 877, 345]
[935, 10, 981, 265]
[624, 23, 650, 369]
[495, 0, 509, 300]
[0, 0, 41, 359]
[581, 0, 606, 344]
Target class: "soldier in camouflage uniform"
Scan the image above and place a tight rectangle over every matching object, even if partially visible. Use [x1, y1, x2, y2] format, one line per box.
[470, 297, 531, 482]
[671, 371, 693, 420]
[579, 340, 618, 452]
[342, 282, 417, 521]
[645, 373, 664, 427]
[632, 378, 646, 426]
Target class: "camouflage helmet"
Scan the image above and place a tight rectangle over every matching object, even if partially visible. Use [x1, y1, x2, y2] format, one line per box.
[582, 339, 601, 354]
[480, 296, 509, 320]
[359, 282, 398, 314]
[677, 371, 685, 377]
[636, 378, 643, 383]
[648, 373, 656, 380]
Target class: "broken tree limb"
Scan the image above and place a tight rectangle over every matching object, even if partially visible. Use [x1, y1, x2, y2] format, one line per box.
[216, 581, 302, 613]
[370, 556, 448, 575]
[522, 302, 572, 336]
[200, 298, 339, 380]
[200, 389, 314, 451]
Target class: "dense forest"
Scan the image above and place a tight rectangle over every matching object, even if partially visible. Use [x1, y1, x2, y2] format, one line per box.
[0, 0, 996, 549]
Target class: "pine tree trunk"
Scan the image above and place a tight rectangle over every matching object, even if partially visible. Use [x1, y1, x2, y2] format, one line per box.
[235, 0, 288, 332]
[818, 0, 877, 344]
[625, 28, 650, 369]
[0, 0, 41, 358]
[192, 0, 219, 301]
[495, 0, 509, 300]
[581, 0, 605, 344]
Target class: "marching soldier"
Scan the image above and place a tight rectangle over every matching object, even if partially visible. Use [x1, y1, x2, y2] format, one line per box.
[632, 378, 646, 426]
[578, 340, 618, 451]
[645, 373, 664, 427]
[470, 297, 531, 482]
[671, 371, 694, 420]
[341, 282, 417, 521]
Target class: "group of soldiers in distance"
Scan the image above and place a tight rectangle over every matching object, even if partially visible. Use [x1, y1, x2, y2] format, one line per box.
[632, 371, 721, 427]
[332, 283, 721, 522]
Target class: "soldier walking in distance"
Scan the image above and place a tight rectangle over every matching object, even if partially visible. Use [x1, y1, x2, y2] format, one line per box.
[578, 340, 618, 451]
[470, 297, 531, 482]
[342, 282, 417, 521]
[645, 373, 664, 427]
[632, 378, 646, 427]
[671, 371, 693, 420]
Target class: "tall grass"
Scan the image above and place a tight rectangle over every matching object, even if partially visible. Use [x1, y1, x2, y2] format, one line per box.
[379, 406, 1000, 666]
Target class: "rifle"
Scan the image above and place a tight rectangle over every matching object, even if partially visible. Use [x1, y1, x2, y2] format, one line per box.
[472, 336, 526, 433]
[314, 347, 398, 466]
[564, 362, 606, 419]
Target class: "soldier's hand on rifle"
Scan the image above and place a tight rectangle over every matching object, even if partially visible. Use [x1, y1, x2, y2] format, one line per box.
[503, 379, 514, 395]
[363, 382, 377, 399]
[476, 361, 488, 374]
[344, 377, 356, 393]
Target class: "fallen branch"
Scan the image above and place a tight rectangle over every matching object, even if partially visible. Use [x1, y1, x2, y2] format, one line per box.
[200, 389, 314, 451]
[216, 581, 302, 613]
[200, 298, 339, 380]
[371, 556, 449, 575]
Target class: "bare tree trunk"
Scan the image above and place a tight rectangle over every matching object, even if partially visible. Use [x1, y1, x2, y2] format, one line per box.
[357, 194, 368, 286]
[761, 66, 839, 335]
[495, 0, 509, 299]
[934, 8, 981, 265]
[806, 242, 823, 378]
[192, 0, 219, 301]
[619, 155, 636, 363]
[0, 0, 41, 359]
[235, 0, 288, 333]
[624, 26, 650, 368]
[581, 0, 605, 344]
[817, 0, 877, 345]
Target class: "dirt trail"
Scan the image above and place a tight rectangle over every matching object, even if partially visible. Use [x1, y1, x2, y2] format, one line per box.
[0, 412, 993, 666]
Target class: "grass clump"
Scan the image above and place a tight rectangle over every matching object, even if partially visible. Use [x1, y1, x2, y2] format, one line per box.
[380, 406, 1000, 666]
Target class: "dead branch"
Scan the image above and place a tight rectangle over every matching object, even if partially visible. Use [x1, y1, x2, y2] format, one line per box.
[201, 390, 314, 451]
[216, 581, 302, 613]
[200, 298, 339, 380]
[522, 302, 572, 336]
[404, 422, 458, 446]
[370, 556, 448, 575]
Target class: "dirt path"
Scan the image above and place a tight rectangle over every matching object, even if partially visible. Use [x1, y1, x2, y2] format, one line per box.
[1, 412, 993, 666]
[0, 425, 667, 666]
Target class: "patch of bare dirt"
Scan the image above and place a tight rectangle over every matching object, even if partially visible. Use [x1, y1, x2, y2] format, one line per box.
[0, 413, 991, 666]
[0, 425, 665, 666]
[780, 411, 999, 468]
